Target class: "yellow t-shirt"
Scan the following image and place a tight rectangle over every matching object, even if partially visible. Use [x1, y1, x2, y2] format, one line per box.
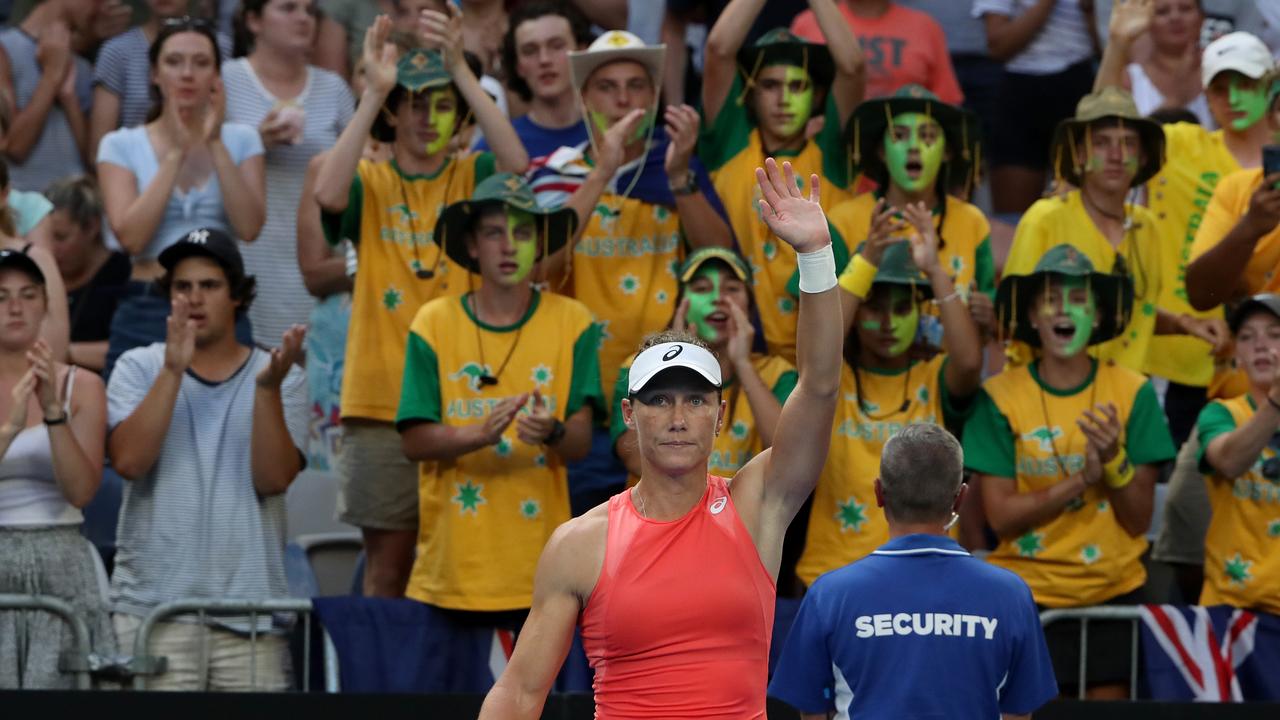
[1196, 394, 1280, 614]
[563, 194, 684, 410]
[705, 130, 854, 362]
[397, 291, 604, 611]
[610, 353, 799, 481]
[698, 74, 853, 363]
[1142, 123, 1237, 386]
[796, 356, 959, 586]
[337, 155, 491, 422]
[1003, 191, 1162, 375]
[831, 193, 996, 299]
[962, 361, 1176, 608]
[1190, 168, 1280, 295]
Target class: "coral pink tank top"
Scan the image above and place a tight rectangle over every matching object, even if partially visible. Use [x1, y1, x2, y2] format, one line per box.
[580, 475, 776, 719]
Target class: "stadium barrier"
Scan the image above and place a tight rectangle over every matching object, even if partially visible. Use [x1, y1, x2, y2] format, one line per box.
[130, 599, 340, 692]
[0, 593, 94, 689]
[1040, 605, 1143, 699]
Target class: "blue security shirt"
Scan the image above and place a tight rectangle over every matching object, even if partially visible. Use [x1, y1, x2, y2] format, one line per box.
[769, 534, 1057, 719]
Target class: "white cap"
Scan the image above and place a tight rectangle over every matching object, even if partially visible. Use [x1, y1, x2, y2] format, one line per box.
[1202, 32, 1274, 87]
[569, 30, 666, 91]
[626, 342, 722, 395]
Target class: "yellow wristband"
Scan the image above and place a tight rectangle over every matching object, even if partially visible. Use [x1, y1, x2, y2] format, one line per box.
[1103, 452, 1134, 489]
[838, 254, 878, 300]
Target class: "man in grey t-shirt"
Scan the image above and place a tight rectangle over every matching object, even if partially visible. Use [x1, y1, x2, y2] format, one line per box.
[106, 228, 308, 691]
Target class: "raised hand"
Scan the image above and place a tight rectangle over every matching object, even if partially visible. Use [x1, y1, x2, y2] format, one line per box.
[361, 15, 400, 98]
[1083, 441, 1103, 487]
[1077, 403, 1122, 464]
[903, 201, 940, 275]
[257, 324, 306, 389]
[36, 21, 72, 87]
[26, 339, 60, 420]
[672, 296, 691, 335]
[419, 4, 464, 72]
[4, 368, 36, 434]
[597, 108, 647, 178]
[1109, 0, 1153, 42]
[480, 393, 528, 446]
[863, 198, 902, 266]
[724, 299, 754, 368]
[202, 77, 226, 144]
[1179, 315, 1231, 355]
[968, 284, 996, 342]
[58, 61, 78, 106]
[663, 104, 700, 184]
[516, 389, 557, 445]
[164, 296, 197, 374]
[1243, 174, 1280, 236]
[754, 158, 830, 254]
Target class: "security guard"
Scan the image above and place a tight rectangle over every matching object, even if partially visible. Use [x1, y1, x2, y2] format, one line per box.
[769, 424, 1057, 719]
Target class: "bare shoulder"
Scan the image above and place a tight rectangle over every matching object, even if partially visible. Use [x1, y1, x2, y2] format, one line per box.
[541, 502, 610, 602]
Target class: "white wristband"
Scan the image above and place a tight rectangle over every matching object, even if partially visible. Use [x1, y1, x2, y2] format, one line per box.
[797, 244, 837, 294]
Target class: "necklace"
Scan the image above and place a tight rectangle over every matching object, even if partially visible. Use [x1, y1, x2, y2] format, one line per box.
[1035, 360, 1097, 481]
[1081, 186, 1133, 231]
[470, 293, 525, 386]
[632, 486, 646, 518]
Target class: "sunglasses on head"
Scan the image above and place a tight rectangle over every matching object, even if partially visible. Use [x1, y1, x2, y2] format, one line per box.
[162, 16, 215, 31]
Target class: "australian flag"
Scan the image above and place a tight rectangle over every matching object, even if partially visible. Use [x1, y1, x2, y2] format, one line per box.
[1140, 604, 1280, 701]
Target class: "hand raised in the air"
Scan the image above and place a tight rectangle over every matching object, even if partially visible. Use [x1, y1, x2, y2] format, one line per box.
[754, 158, 830, 254]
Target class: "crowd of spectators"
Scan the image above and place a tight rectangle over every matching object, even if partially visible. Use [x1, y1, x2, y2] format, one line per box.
[1, 0, 1280, 699]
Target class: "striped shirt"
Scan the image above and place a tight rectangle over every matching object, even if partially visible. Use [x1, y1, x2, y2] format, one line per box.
[93, 27, 233, 132]
[222, 58, 355, 345]
[0, 28, 93, 192]
[972, 0, 1095, 75]
[107, 343, 308, 629]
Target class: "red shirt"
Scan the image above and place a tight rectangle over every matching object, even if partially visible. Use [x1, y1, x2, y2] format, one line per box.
[580, 475, 776, 719]
[791, 3, 964, 104]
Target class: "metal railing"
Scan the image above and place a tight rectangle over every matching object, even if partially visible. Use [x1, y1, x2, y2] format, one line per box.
[130, 599, 339, 692]
[0, 593, 94, 689]
[1040, 605, 1144, 700]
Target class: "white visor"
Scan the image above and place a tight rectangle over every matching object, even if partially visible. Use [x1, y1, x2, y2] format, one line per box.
[627, 342, 722, 395]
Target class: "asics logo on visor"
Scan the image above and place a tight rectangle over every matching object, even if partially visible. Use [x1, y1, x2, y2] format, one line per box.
[663, 346, 684, 361]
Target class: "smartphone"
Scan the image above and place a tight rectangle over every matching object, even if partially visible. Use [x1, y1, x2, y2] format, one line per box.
[1263, 145, 1280, 188]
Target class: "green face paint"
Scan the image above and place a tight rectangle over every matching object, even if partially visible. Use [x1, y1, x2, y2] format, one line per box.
[884, 113, 946, 193]
[1041, 277, 1097, 356]
[506, 208, 537, 283]
[1228, 76, 1269, 131]
[887, 286, 920, 357]
[424, 89, 459, 155]
[589, 108, 655, 143]
[778, 66, 814, 138]
[685, 266, 724, 342]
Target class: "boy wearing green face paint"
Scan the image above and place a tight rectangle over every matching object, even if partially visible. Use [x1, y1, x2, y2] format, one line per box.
[1096, 2, 1276, 447]
[797, 204, 983, 586]
[396, 172, 605, 615]
[611, 248, 798, 481]
[1187, 73, 1280, 309]
[831, 85, 995, 347]
[963, 244, 1175, 697]
[1004, 86, 1226, 381]
[314, 14, 530, 598]
[698, 0, 865, 362]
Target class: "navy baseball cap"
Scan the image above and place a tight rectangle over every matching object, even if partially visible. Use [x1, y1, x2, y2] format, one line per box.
[0, 249, 45, 285]
[158, 228, 245, 280]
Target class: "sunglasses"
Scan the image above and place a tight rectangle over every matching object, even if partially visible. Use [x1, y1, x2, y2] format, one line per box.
[162, 16, 216, 31]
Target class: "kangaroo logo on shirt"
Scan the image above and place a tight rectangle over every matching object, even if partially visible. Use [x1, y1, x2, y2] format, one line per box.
[709, 496, 727, 515]
[449, 362, 495, 393]
[1022, 425, 1063, 453]
[389, 203, 420, 225]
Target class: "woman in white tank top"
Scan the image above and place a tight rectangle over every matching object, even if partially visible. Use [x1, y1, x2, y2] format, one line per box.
[1123, 0, 1215, 127]
[0, 247, 112, 689]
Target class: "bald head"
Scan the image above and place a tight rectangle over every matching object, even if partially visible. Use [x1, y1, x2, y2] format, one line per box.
[879, 424, 964, 524]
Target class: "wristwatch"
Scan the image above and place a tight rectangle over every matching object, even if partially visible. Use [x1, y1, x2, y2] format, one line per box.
[543, 419, 566, 446]
[668, 172, 699, 196]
